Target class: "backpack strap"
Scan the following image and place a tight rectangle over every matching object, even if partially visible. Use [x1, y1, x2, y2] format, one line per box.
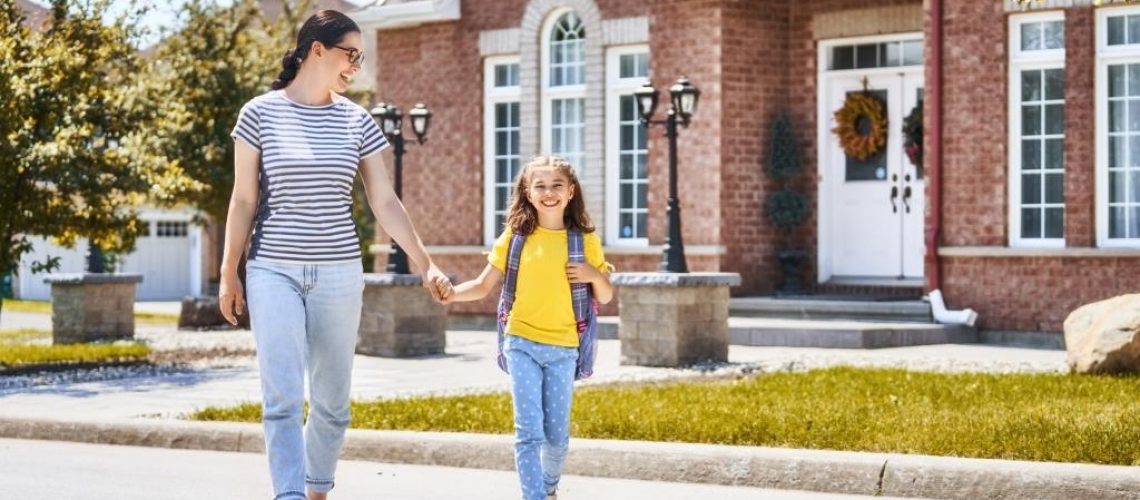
[495, 232, 526, 374]
[568, 230, 598, 380]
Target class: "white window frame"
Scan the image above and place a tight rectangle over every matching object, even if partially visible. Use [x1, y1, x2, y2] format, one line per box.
[541, 8, 587, 171]
[1097, 5, 1140, 247]
[484, 55, 521, 245]
[605, 45, 650, 247]
[1009, 11, 1066, 248]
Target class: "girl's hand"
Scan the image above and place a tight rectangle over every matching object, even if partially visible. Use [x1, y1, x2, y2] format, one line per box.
[218, 271, 245, 326]
[566, 262, 602, 285]
[423, 265, 453, 303]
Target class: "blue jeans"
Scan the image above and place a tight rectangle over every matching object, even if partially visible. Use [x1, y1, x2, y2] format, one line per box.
[245, 259, 364, 500]
[504, 334, 578, 500]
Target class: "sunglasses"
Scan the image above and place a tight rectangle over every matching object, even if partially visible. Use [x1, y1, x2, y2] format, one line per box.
[330, 45, 364, 66]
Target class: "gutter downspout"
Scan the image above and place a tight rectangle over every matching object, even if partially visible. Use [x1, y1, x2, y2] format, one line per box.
[926, 0, 944, 292]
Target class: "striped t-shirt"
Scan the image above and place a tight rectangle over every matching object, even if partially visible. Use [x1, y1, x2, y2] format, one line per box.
[231, 90, 389, 263]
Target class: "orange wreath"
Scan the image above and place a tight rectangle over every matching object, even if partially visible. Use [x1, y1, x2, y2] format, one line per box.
[832, 92, 887, 160]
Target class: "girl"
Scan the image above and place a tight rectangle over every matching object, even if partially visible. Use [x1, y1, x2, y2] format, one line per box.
[219, 10, 451, 500]
[443, 155, 613, 500]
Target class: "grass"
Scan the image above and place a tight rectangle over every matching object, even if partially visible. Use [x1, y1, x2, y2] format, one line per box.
[1, 299, 179, 325]
[0, 342, 150, 370]
[190, 367, 1140, 466]
[0, 328, 51, 344]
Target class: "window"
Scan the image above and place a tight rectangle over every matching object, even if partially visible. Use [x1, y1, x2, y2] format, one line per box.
[543, 10, 586, 171]
[606, 46, 650, 245]
[484, 57, 521, 244]
[828, 39, 923, 71]
[1097, 7, 1140, 246]
[1010, 12, 1065, 247]
[155, 221, 188, 238]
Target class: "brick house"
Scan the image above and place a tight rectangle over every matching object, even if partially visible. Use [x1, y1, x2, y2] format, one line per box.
[353, 0, 1140, 334]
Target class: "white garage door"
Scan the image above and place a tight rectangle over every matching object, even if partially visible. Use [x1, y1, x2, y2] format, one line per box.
[16, 218, 199, 301]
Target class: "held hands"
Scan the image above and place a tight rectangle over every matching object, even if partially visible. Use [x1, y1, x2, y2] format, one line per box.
[566, 262, 603, 285]
[423, 264, 455, 304]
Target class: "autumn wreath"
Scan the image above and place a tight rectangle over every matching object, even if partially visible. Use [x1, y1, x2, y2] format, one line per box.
[902, 103, 923, 168]
[832, 91, 887, 160]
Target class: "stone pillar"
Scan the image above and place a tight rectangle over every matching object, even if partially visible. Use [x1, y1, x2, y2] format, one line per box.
[611, 272, 741, 367]
[357, 274, 447, 357]
[43, 273, 143, 344]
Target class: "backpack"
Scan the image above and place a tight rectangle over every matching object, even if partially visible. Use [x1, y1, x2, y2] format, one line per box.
[495, 230, 599, 380]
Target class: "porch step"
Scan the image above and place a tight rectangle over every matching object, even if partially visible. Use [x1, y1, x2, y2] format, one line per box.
[597, 316, 976, 349]
[729, 296, 933, 323]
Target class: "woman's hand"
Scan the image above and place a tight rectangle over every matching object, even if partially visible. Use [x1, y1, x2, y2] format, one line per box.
[423, 264, 454, 303]
[218, 270, 245, 326]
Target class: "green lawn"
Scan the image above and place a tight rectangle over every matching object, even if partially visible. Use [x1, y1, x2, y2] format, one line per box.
[2, 300, 179, 325]
[0, 342, 150, 370]
[190, 367, 1140, 466]
[0, 328, 51, 344]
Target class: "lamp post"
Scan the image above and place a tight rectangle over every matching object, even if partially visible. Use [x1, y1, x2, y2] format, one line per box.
[369, 102, 433, 275]
[632, 76, 700, 273]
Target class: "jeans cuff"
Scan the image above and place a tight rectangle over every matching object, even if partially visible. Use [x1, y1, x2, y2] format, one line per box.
[306, 477, 335, 493]
[273, 491, 306, 500]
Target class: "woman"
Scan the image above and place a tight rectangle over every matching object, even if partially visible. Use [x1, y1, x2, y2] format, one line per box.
[219, 10, 451, 500]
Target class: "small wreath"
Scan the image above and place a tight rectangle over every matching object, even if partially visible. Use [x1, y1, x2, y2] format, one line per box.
[903, 103, 923, 168]
[832, 92, 888, 160]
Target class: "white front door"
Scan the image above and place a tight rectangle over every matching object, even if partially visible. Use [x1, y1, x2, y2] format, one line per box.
[824, 71, 925, 279]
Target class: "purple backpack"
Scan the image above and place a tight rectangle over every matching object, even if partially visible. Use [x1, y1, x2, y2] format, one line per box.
[495, 230, 599, 380]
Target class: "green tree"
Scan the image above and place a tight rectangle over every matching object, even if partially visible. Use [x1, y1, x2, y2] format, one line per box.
[0, 0, 192, 320]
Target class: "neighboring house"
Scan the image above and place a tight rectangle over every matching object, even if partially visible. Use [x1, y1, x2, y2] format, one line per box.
[354, 0, 1140, 333]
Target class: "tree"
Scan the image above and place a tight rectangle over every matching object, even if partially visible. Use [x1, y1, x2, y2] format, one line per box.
[764, 111, 808, 295]
[0, 0, 192, 321]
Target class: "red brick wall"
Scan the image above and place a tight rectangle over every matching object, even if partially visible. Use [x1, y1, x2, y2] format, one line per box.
[1064, 8, 1095, 248]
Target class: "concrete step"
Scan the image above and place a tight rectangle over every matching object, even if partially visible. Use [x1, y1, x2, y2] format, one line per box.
[598, 316, 976, 349]
[729, 296, 934, 323]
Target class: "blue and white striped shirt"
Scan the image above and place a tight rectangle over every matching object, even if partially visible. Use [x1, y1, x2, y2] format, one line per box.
[231, 90, 389, 263]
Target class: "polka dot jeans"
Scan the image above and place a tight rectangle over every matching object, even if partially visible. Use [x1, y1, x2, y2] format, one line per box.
[504, 334, 578, 500]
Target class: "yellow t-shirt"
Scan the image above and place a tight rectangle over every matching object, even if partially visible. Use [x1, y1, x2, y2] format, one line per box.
[489, 226, 610, 347]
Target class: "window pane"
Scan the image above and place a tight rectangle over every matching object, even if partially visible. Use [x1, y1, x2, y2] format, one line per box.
[1045, 173, 1064, 204]
[1110, 101, 1127, 132]
[1130, 64, 1140, 97]
[1110, 136, 1126, 167]
[856, 44, 877, 68]
[1022, 207, 1042, 238]
[1110, 16, 1126, 45]
[1130, 101, 1140, 132]
[1132, 171, 1140, 203]
[495, 103, 508, 127]
[1021, 22, 1042, 51]
[620, 213, 634, 238]
[1044, 20, 1064, 50]
[903, 40, 923, 65]
[884, 42, 901, 67]
[1110, 206, 1127, 238]
[1023, 173, 1042, 204]
[620, 183, 633, 210]
[1022, 105, 1041, 136]
[621, 95, 635, 121]
[495, 131, 508, 155]
[510, 130, 519, 155]
[831, 46, 854, 70]
[1111, 170, 1127, 203]
[1131, 207, 1140, 238]
[497, 187, 510, 211]
[1044, 104, 1064, 135]
[1044, 69, 1064, 101]
[497, 159, 509, 183]
[1110, 65, 1127, 98]
[620, 154, 634, 179]
[1129, 15, 1140, 45]
[1021, 70, 1042, 102]
[1044, 208, 1064, 238]
[621, 125, 634, 150]
[1130, 136, 1140, 166]
[636, 213, 647, 238]
[637, 183, 648, 208]
[637, 155, 648, 178]
[1045, 139, 1064, 170]
[1022, 140, 1042, 170]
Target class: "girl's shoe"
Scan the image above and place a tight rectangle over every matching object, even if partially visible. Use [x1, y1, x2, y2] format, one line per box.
[546, 492, 558, 500]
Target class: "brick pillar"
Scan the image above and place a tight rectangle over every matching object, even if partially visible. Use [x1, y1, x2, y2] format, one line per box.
[357, 274, 447, 357]
[44, 274, 142, 344]
[611, 272, 740, 367]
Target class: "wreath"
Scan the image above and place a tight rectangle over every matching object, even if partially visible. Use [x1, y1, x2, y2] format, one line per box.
[832, 91, 887, 160]
[903, 103, 923, 168]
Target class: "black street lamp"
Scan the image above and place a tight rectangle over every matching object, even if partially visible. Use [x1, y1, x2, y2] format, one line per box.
[633, 76, 700, 273]
[370, 101, 433, 275]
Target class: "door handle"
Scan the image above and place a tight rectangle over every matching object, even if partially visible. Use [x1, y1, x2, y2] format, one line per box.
[890, 185, 899, 213]
[902, 186, 912, 213]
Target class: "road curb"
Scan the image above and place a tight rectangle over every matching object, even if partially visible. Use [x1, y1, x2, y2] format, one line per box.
[1, 416, 1137, 499]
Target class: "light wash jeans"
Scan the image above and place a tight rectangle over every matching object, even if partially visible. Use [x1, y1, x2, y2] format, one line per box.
[504, 334, 578, 500]
[245, 259, 364, 500]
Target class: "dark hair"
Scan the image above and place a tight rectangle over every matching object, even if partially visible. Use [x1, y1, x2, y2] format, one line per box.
[271, 10, 360, 90]
[506, 156, 595, 236]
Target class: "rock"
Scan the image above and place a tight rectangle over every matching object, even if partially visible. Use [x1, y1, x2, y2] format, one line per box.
[1063, 294, 1140, 374]
[178, 296, 248, 330]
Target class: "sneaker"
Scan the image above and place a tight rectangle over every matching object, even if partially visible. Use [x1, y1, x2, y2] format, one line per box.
[546, 492, 557, 500]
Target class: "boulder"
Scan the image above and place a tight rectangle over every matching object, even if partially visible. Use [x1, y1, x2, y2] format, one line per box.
[1064, 294, 1140, 374]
